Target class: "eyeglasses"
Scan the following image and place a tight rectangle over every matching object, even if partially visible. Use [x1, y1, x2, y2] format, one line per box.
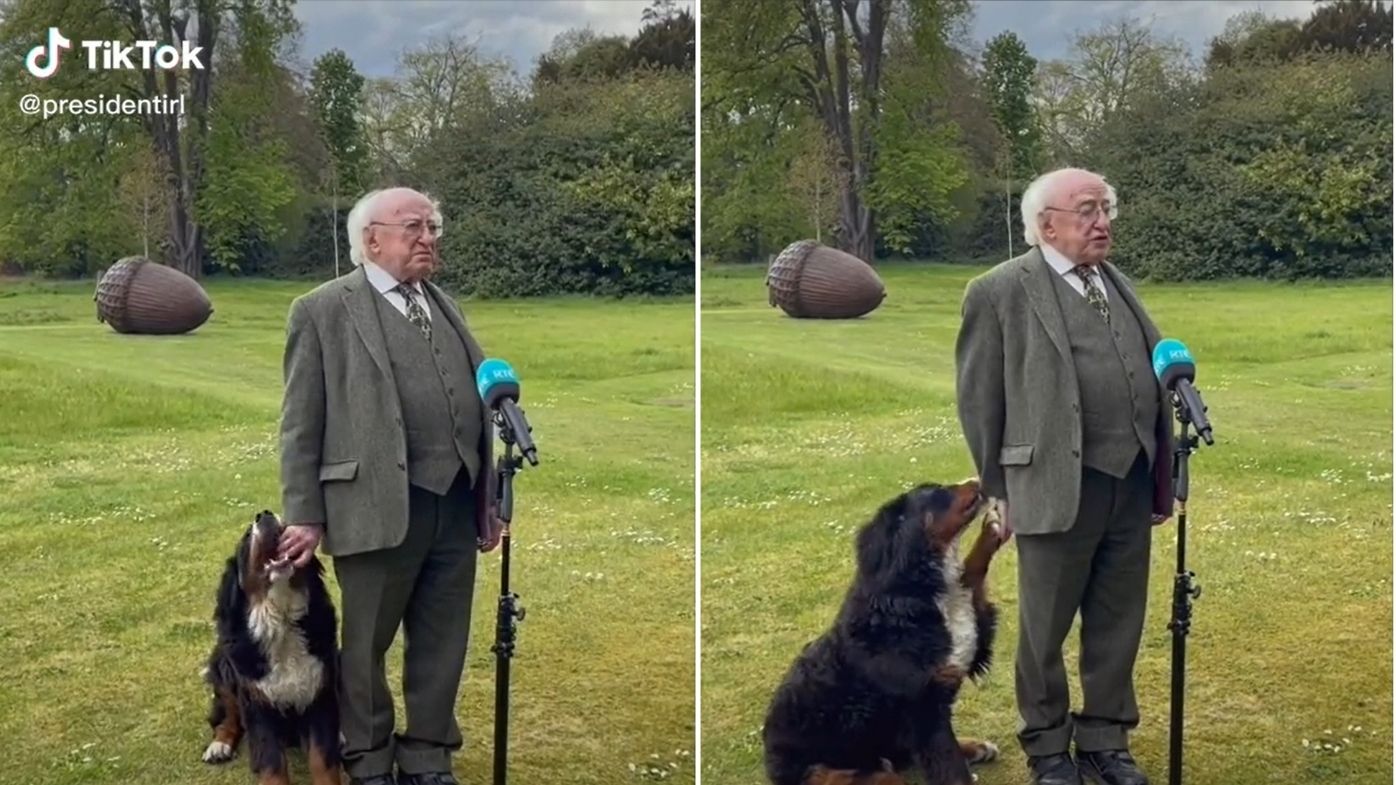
[1042, 200, 1117, 223]
[370, 219, 444, 240]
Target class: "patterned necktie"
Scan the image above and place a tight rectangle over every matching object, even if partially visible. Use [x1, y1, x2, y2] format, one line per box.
[395, 283, 432, 340]
[1072, 265, 1110, 322]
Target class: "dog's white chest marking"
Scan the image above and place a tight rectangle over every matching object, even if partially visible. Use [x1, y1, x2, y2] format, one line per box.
[936, 547, 977, 673]
[248, 582, 323, 712]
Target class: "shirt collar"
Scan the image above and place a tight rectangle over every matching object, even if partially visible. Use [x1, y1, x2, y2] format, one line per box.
[362, 260, 424, 297]
[1039, 243, 1100, 280]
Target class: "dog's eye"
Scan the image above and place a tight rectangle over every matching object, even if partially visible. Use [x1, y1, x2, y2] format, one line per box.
[913, 486, 954, 514]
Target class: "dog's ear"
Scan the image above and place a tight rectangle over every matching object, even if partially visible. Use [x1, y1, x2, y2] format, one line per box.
[855, 498, 904, 580]
[215, 553, 243, 625]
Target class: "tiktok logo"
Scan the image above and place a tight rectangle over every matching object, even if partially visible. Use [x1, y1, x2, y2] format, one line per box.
[23, 27, 204, 77]
[25, 27, 70, 79]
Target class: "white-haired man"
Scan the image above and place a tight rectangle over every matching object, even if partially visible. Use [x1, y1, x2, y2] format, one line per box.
[954, 168, 1174, 785]
[276, 186, 502, 785]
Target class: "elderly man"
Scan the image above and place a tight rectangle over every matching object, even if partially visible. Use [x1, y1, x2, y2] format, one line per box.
[276, 187, 501, 785]
[954, 168, 1173, 785]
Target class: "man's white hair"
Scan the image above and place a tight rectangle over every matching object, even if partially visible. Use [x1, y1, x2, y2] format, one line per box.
[1020, 168, 1117, 247]
[346, 188, 444, 267]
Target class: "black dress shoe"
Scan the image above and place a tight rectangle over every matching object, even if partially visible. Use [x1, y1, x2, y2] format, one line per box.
[1029, 753, 1083, 785]
[349, 776, 396, 785]
[1077, 749, 1148, 785]
[398, 773, 459, 785]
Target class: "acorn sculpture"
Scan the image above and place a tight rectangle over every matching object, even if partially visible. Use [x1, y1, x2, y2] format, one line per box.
[766, 240, 886, 319]
[95, 256, 212, 335]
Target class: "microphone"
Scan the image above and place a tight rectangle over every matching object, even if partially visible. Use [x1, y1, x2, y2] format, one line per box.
[475, 358, 539, 466]
[1152, 339, 1214, 445]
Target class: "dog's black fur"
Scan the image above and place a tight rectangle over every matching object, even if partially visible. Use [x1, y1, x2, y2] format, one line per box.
[202, 510, 341, 784]
[762, 481, 1002, 785]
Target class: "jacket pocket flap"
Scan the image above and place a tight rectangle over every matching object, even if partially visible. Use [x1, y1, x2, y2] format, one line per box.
[999, 444, 1034, 466]
[319, 460, 359, 482]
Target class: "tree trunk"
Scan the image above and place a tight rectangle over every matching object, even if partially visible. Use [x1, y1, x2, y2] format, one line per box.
[1005, 174, 1013, 258]
[122, 0, 217, 279]
[332, 174, 340, 278]
[798, 0, 884, 263]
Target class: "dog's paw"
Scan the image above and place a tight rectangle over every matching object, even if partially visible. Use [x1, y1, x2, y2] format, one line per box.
[202, 740, 236, 764]
[930, 663, 967, 687]
[962, 739, 999, 765]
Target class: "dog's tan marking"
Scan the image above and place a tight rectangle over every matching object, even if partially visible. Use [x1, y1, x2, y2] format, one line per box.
[961, 499, 1005, 612]
[207, 685, 242, 757]
[925, 481, 984, 548]
[930, 662, 968, 688]
[256, 767, 291, 785]
[959, 738, 1000, 764]
[307, 740, 342, 785]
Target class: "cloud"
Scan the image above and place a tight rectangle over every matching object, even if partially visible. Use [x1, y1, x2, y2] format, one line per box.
[970, 0, 1318, 62]
[290, 0, 688, 79]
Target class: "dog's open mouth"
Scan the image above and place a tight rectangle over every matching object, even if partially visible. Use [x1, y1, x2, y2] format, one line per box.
[251, 510, 293, 583]
[265, 555, 293, 582]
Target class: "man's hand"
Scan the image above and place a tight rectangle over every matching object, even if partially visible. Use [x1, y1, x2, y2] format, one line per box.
[1151, 513, 1172, 526]
[477, 513, 505, 553]
[995, 499, 1013, 543]
[278, 523, 324, 568]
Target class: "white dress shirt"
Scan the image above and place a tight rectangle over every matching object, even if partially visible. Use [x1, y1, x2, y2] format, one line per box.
[362, 261, 433, 322]
[1040, 243, 1109, 303]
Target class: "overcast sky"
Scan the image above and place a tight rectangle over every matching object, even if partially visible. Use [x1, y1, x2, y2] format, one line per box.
[290, 1, 1367, 80]
[290, 0, 687, 79]
[968, 0, 1333, 62]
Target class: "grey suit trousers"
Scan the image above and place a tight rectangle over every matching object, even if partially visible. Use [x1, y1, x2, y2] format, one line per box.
[335, 469, 479, 777]
[1015, 453, 1153, 756]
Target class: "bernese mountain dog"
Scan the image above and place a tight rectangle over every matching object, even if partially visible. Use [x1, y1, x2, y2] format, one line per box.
[762, 479, 1006, 785]
[201, 510, 341, 785]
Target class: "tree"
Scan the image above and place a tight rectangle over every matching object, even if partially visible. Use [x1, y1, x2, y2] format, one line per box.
[983, 32, 1041, 181]
[982, 30, 1041, 256]
[197, 0, 300, 274]
[785, 121, 841, 242]
[703, 0, 970, 262]
[1301, 0, 1393, 54]
[1034, 18, 1191, 163]
[1206, 11, 1303, 68]
[107, 0, 296, 277]
[642, 0, 681, 23]
[310, 49, 366, 277]
[116, 144, 170, 260]
[631, 5, 694, 70]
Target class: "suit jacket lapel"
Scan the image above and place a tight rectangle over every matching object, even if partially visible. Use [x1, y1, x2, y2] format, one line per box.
[1100, 262, 1162, 347]
[341, 267, 395, 381]
[1018, 247, 1073, 366]
[424, 281, 486, 372]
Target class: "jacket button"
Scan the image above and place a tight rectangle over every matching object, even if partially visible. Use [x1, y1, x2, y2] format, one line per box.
[397, 461, 406, 470]
[1072, 449, 1081, 457]
[1072, 403, 1080, 412]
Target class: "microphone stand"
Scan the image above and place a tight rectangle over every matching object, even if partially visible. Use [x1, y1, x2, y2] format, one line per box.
[492, 415, 528, 785]
[1167, 393, 1204, 785]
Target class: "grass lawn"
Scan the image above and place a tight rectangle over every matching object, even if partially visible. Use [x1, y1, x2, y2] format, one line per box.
[700, 262, 1392, 785]
[0, 277, 695, 785]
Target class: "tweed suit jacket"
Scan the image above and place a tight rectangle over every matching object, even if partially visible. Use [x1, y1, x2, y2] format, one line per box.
[279, 266, 497, 557]
[954, 247, 1174, 535]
